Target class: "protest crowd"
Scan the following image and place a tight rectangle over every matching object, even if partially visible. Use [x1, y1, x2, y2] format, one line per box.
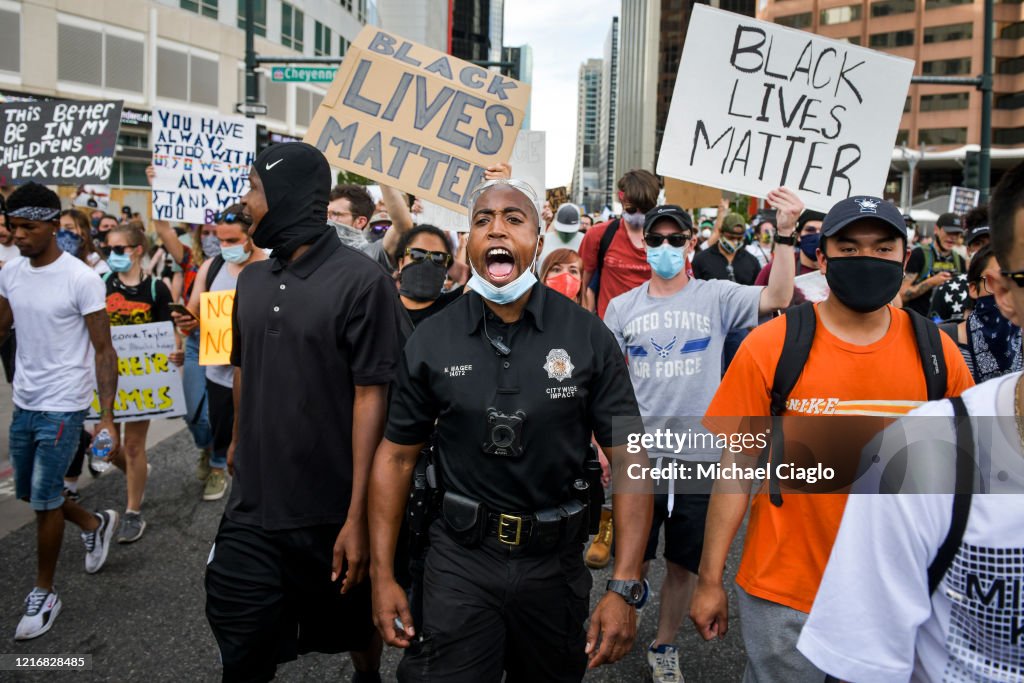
[2, 12, 1023, 683]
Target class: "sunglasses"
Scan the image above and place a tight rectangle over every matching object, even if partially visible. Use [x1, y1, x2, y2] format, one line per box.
[215, 212, 250, 225]
[1000, 269, 1024, 288]
[406, 248, 452, 267]
[108, 245, 136, 255]
[644, 233, 691, 248]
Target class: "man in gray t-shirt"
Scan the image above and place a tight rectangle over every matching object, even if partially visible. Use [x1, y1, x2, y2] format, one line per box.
[601, 196, 801, 682]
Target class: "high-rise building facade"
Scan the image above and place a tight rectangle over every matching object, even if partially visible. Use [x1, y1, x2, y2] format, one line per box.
[617, 0, 661, 176]
[451, 0, 503, 63]
[378, 0, 450, 51]
[502, 45, 533, 128]
[599, 16, 620, 208]
[572, 59, 604, 211]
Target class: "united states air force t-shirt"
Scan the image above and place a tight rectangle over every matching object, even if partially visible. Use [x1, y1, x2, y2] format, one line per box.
[798, 372, 1024, 683]
[603, 278, 761, 460]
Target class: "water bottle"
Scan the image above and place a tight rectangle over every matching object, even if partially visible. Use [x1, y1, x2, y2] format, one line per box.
[91, 429, 113, 473]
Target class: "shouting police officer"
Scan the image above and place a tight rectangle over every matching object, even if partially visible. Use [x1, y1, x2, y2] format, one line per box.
[368, 178, 653, 681]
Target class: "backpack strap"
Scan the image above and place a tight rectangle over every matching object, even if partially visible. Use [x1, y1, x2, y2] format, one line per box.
[916, 244, 935, 285]
[590, 218, 621, 295]
[205, 255, 225, 292]
[927, 395, 974, 595]
[102, 272, 112, 284]
[906, 308, 948, 402]
[759, 302, 816, 507]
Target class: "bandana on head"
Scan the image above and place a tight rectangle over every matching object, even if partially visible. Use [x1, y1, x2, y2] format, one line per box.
[8, 206, 60, 221]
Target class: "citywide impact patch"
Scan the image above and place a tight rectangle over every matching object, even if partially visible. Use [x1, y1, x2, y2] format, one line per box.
[543, 349, 574, 383]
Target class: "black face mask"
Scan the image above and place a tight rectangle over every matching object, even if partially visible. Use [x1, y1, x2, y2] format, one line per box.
[825, 256, 904, 313]
[399, 260, 447, 303]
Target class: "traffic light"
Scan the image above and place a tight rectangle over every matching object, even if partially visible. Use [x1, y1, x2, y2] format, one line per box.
[963, 150, 980, 190]
[256, 124, 271, 154]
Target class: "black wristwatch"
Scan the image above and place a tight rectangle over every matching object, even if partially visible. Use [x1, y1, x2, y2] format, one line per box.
[774, 232, 797, 246]
[606, 579, 644, 606]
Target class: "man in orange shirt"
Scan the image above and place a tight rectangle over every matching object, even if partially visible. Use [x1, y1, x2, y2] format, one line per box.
[691, 196, 974, 681]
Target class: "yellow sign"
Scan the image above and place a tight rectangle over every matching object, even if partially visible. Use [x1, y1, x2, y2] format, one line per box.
[199, 290, 235, 366]
[304, 27, 531, 214]
[664, 177, 722, 210]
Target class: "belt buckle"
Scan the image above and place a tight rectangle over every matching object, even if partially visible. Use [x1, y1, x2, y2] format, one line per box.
[497, 513, 523, 545]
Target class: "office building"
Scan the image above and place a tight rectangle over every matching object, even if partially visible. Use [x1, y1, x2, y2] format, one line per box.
[451, 0, 503, 63]
[572, 59, 603, 212]
[377, 0, 449, 51]
[502, 44, 533, 128]
[599, 16, 619, 209]
[617, 0, 660, 176]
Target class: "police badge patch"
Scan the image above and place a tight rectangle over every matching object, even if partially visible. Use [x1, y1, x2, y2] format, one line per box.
[543, 349, 574, 382]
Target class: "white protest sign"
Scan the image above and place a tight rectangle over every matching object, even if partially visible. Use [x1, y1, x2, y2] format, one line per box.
[657, 5, 913, 214]
[151, 109, 256, 224]
[88, 322, 186, 423]
[948, 185, 980, 215]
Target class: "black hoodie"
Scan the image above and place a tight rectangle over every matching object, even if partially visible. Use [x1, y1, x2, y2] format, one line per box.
[250, 142, 331, 263]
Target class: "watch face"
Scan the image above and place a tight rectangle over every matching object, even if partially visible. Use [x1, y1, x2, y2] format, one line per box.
[630, 584, 642, 602]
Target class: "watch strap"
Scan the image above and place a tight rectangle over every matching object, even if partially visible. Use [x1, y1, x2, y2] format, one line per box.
[774, 232, 797, 246]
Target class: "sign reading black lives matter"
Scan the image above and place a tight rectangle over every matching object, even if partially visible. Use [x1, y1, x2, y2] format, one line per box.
[151, 109, 256, 224]
[657, 5, 913, 213]
[0, 99, 123, 185]
[304, 27, 531, 214]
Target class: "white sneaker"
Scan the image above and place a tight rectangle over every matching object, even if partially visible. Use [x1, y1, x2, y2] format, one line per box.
[14, 588, 62, 640]
[82, 510, 118, 574]
[647, 642, 684, 683]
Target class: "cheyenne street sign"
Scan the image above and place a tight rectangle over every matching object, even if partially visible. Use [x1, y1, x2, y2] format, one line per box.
[271, 66, 338, 83]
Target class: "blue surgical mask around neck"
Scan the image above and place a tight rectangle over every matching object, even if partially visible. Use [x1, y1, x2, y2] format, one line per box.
[466, 239, 540, 305]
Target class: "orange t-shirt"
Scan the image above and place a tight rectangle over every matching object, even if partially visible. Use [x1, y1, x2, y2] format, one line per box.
[704, 304, 974, 613]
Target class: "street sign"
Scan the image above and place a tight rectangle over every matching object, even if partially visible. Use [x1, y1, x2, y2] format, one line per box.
[235, 102, 268, 116]
[270, 66, 338, 83]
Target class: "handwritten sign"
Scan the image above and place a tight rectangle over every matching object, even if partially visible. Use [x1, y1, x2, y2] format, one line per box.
[305, 26, 531, 214]
[199, 290, 235, 366]
[657, 5, 913, 214]
[0, 99, 122, 185]
[87, 322, 185, 423]
[151, 109, 256, 224]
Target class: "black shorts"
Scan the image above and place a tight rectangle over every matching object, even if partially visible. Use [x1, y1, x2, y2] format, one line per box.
[205, 380, 234, 457]
[643, 492, 711, 574]
[205, 516, 374, 683]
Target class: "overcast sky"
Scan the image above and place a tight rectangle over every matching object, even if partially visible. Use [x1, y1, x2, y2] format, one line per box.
[505, 0, 620, 189]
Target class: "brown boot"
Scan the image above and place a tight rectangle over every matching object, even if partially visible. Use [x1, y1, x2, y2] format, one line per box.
[585, 508, 614, 569]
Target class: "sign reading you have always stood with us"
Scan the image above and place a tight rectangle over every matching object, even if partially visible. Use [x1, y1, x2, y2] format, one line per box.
[304, 27, 531, 214]
[0, 99, 123, 185]
[151, 109, 256, 224]
[657, 5, 913, 214]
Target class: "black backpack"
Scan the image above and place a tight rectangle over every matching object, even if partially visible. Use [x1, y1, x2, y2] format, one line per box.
[587, 218, 621, 297]
[205, 254, 226, 291]
[758, 302, 948, 507]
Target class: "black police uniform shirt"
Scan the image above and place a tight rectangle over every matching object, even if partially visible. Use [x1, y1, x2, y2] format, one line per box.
[905, 244, 965, 317]
[386, 282, 641, 513]
[692, 245, 761, 285]
[227, 230, 406, 530]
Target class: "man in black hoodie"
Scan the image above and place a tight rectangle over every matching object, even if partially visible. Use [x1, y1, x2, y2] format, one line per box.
[205, 142, 406, 683]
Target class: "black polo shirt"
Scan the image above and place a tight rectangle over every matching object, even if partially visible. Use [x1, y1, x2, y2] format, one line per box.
[385, 282, 641, 512]
[692, 245, 761, 285]
[227, 230, 406, 530]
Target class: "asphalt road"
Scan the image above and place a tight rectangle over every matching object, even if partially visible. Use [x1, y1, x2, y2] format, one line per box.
[0, 428, 748, 682]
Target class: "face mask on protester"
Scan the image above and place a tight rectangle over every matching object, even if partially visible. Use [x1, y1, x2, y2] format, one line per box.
[107, 251, 133, 273]
[399, 259, 447, 302]
[799, 232, 821, 261]
[825, 256, 904, 313]
[968, 296, 1020, 381]
[467, 239, 540, 306]
[646, 244, 686, 280]
[201, 234, 222, 259]
[719, 236, 742, 254]
[56, 229, 83, 257]
[221, 242, 250, 265]
[622, 210, 645, 229]
[700, 228, 712, 240]
[330, 220, 369, 251]
[546, 272, 581, 300]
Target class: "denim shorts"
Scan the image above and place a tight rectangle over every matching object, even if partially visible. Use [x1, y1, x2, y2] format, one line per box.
[10, 408, 87, 511]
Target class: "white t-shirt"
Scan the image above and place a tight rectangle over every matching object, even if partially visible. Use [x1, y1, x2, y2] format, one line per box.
[0, 252, 107, 411]
[0, 243, 21, 265]
[798, 372, 1024, 683]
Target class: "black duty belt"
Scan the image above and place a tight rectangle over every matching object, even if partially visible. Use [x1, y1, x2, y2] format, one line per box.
[440, 490, 587, 551]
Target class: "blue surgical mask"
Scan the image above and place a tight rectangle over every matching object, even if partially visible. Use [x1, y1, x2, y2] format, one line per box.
[56, 229, 83, 257]
[466, 239, 540, 305]
[646, 245, 686, 280]
[799, 232, 821, 261]
[221, 243, 249, 264]
[107, 252, 133, 272]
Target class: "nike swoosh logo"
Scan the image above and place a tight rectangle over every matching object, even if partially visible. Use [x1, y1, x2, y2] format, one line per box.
[265, 159, 283, 170]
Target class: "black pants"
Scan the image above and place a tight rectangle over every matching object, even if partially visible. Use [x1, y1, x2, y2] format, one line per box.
[64, 429, 92, 479]
[397, 521, 591, 683]
[205, 516, 374, 683]
[206, 380, 234, 462]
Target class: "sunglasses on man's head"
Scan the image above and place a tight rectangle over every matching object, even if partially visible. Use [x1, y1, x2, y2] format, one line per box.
[405, 248, 451, 267]
[644, 233, 691, 248]
[1001, 269, 1024, 288]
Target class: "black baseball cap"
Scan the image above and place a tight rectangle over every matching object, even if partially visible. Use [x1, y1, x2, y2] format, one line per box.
[797, 210, 827, 232]
[643, 205, 694, 234]
[821, 196, 908, 239]
[965, 225, 990, 246]
[936, 212, 964, 233]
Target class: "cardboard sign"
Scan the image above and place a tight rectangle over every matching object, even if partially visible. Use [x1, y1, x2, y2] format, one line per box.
[546, 186, 569, 211]
[948, 185, 980, 216]
[199, 290, 235, 366]
[87, 322, 186, 423]
[0, 99, 122, 185]
[664, 178, 722, 210]
[657, 5, 913, 214]
[151, 109, 256, 224]
[304, 27, 531, 214]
